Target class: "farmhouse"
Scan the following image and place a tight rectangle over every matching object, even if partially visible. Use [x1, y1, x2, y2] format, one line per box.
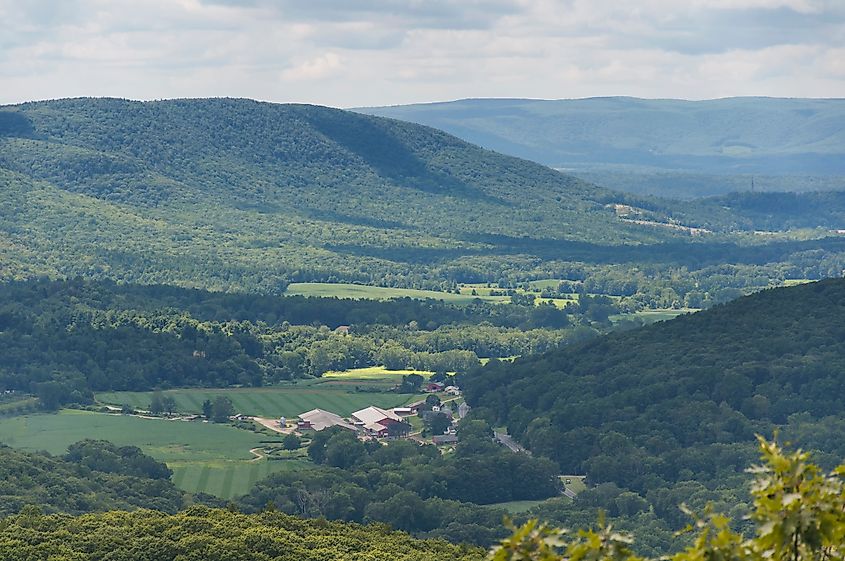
[444, 385, 461, 396]
[351, 406, 403, 436]
[425, 382, 445, 393]
[351, 406, 402, 425]
[297, 408, 356, 432]
[363, 422, 390, 438]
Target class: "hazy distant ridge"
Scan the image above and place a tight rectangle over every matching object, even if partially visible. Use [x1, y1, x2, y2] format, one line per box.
[357, 97, 845, 197]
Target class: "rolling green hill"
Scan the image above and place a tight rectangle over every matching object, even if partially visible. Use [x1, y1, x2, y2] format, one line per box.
[465, 277, 845, 472]
[358, 97, 845, 198]
[0, 97, 693, 294]
[3, 97, 845, 304]
[462, 278, 845, 540]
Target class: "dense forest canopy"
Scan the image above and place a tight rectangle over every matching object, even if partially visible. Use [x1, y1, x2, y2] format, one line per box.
[0, 440, 184, 516]
[0, 507, 485, 561]
[236, 420, 560, 545]
[494, 438, 845, 561]
[460, 278, 845, 549]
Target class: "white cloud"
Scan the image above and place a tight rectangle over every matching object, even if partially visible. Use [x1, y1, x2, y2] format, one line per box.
[282, 53, 343, 81]
[0, 0, 842, 106]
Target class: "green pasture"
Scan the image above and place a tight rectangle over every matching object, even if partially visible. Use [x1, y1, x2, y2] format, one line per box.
[526, 279, 567, 290]
[610, 308, 698, 325]
[783, 279, 813, 287]
[286, 282, 493, 304]
[0, 409, 299, 499]
[486, 498, 570, 514]
[322, 366, 433, 380]
[96, 386, 421, 418]
[170, 458, 306, 499]
[459, 282, 583, 308]
[288, 281, 594, 309]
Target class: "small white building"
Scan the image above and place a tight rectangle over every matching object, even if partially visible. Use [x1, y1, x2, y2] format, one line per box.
[444, 386, 461, 396]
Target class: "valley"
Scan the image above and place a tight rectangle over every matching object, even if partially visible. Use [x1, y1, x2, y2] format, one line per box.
[4, 2, 843, 558]
[359, 97, 845, 199]
[1, 97, 844, 558]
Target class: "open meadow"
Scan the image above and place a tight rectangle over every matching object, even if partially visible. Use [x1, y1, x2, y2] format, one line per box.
[286, 282, 507, 304]
[287, 281, 579, 308]
[322, 366, 433, 380]
[609, 308, 698, 325]
[0, 409, 304, 499]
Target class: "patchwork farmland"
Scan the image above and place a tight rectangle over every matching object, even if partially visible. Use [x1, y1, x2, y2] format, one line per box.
[0, 409, 302, 499]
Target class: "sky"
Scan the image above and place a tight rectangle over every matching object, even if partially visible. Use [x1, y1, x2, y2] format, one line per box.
[1, 0, 843, 107]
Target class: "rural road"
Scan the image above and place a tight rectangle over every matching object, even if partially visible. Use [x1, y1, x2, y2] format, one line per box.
[249, 447, 266, 462]
[494, 431, 530, 455]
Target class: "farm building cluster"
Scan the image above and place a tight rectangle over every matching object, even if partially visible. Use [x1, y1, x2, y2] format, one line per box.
[289, 392, 469, 443]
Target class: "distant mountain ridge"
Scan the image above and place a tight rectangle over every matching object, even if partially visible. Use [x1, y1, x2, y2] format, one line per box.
[357, 97, 845, 197]
[2, 97, 845, 296]
[0, 97, 704, 292]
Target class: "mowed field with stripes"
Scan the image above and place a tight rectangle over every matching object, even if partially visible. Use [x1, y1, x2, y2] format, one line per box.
[0, 409, 305, 499]
[0, 384, 426, 499]
[95, 384, 422, 418]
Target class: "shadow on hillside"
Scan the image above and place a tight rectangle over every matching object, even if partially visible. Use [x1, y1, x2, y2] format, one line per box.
[0, 112, 34, 138]
[326, 234, 845, 268]
[303, 108, 507, 204]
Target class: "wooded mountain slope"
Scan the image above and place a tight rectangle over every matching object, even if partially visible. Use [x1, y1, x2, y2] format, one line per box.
[459, 278, 845, 550]
[0, 97, 693, 293]
[463, 277, 845, 492]
[3, 98, 845, 296]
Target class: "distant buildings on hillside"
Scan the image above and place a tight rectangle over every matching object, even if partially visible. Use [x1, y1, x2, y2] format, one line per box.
[292, 390, 469, 444]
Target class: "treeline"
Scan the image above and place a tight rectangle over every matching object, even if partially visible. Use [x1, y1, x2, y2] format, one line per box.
[461, 278, 845, 547]
[0, 440, 184, 516]
[0, 507, 484, 561]
[0, 279, 585, 407]
[238, 419, 561, 546]
[6, 277, 573, 330]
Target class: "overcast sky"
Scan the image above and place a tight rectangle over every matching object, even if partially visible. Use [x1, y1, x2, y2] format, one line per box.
[1, 0, 843, 107]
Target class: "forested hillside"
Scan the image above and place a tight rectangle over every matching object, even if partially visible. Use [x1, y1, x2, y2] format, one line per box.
[462, 278, 845, 550]
[0, 507, 484, 561]
[0, 440, 184, 515]
[3, 98, 844, 305]
[696, 190, 845, 231]
[0, 97, 679, 294]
